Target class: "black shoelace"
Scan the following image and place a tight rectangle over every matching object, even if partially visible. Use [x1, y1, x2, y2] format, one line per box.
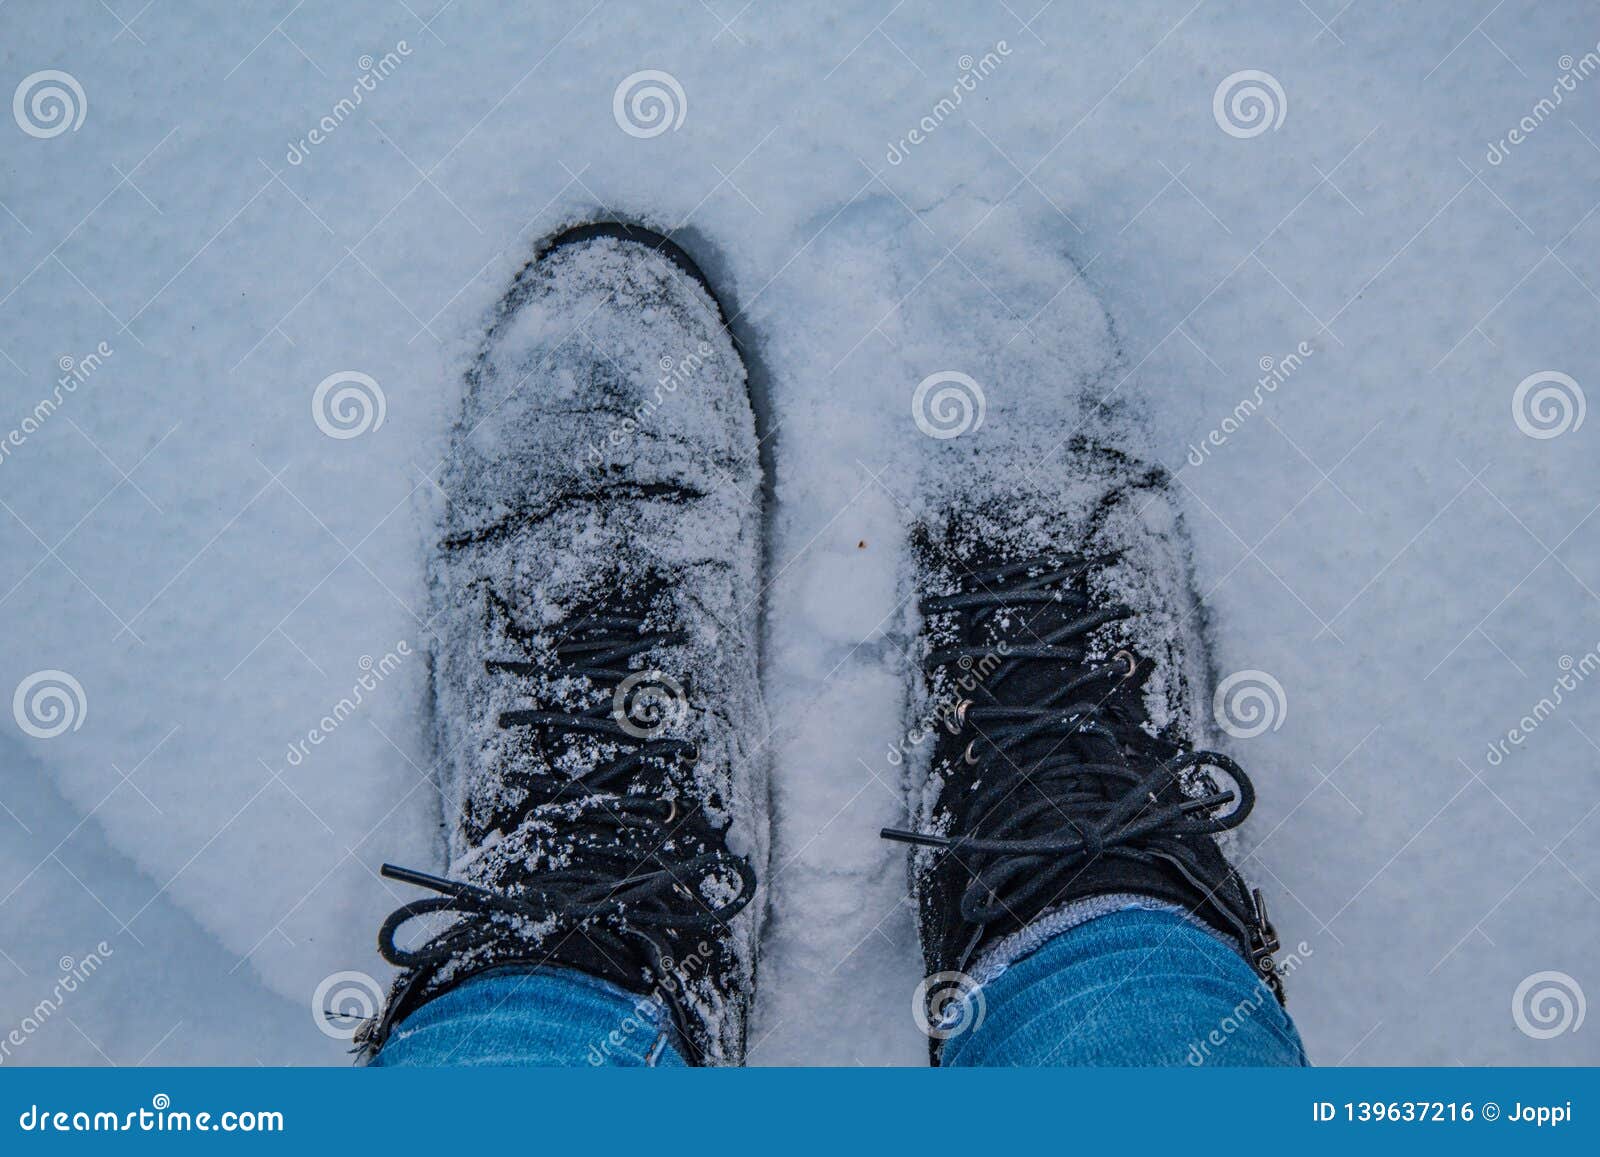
[881, 554, 1280, 992]
[376, 607, 754, 990]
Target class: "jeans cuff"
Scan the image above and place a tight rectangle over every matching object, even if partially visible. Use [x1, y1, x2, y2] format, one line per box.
[968, 892, 1238, 985]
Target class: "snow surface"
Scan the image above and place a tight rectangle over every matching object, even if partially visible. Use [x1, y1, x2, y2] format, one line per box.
[2, 1, 1598, 1066]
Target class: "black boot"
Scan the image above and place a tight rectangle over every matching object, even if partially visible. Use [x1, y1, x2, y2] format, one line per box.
[361, 224, 769, 1065]
[884, 447, 1283, 1052]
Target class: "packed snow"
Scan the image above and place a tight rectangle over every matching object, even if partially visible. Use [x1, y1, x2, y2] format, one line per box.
[1, 1, 1597, 1066]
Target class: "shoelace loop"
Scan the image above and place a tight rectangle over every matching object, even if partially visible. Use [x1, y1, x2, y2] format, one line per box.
[879, 551, 1278, 996]
[375, 605, 754, 977]
[882, 747, 1253, 925]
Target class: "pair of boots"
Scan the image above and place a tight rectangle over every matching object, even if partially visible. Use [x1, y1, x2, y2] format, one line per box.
[357, 223, 1280, 1065]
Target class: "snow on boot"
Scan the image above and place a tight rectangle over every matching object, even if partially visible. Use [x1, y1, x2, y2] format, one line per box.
[362, 223, 768, 1066]
[882, 276, 1283, 1057]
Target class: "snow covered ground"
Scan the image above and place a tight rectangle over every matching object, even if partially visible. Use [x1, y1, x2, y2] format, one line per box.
[2, 0, 1598, 1066]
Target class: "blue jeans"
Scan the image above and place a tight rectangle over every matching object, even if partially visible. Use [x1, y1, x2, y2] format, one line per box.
[372, 908, 1307, 1067]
